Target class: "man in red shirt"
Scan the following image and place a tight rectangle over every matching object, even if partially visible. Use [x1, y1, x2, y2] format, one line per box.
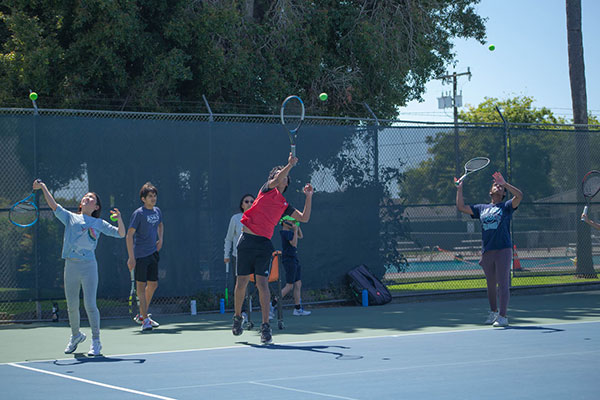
[233, 152, 313, 344]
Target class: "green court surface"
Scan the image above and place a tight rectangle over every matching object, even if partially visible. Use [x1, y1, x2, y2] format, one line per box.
[1, 289, 599, 364]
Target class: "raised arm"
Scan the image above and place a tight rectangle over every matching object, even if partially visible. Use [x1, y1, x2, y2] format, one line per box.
[32, 179, 58, 211]
[268, 153, 297, 189]
[493, 172, 523, 208]
[291, 184, 313, 223]
[456, 181, 473, 215]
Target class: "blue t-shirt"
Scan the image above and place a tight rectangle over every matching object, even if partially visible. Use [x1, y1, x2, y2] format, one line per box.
[129, 206, 162, 259]
[280, 230, 298, 260]
[470, 199, 516, 253]
[54, 205, 122, 261]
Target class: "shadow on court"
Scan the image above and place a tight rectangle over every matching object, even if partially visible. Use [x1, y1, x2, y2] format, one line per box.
[237, 341, 364, 360]
[52, 354, 146, 366]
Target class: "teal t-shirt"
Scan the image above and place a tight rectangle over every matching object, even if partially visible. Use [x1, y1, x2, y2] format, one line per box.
[54, 205, 122, 260]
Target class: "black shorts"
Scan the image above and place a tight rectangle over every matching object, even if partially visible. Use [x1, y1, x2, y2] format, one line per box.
[135, 251, 159, 282]
[236, 233, 274, 277]
[283, 257, 301, 284]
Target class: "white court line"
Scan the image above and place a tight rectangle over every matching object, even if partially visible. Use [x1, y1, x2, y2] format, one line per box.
[148, 349, 600, 393]
[7, 363, 176, 400]
[3, 319, 599, 366]
[249, 381, 358, 400]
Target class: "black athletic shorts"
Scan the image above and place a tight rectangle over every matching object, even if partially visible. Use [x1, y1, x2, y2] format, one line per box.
[283, 257, 301, 284]
[135, 251, 159, 282]
[236, 233, 274, 277]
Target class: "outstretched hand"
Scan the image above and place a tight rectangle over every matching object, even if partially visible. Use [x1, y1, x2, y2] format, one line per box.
[303, 183, 314, 197]
[288, 152, 298, 167]
[493, 172, 506, 186]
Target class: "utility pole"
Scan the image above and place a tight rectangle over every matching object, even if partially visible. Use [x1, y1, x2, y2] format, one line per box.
[437, 68, 472, 183]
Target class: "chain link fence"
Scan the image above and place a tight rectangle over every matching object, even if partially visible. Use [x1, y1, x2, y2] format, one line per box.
[1, 108, 599, 322]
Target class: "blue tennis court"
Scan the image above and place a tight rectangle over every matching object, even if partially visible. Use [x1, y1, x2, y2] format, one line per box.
[2, 321, 599, 399]
[1, 290, 599, 399]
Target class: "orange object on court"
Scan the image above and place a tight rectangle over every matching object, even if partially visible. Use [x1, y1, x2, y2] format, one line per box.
[249, 250, 281, 283]
[513, 245, 522, 271]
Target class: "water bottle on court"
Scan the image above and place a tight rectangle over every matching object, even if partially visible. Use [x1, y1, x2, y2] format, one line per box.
[219, 298, 225, 314]
[362, 289, 368, 307]
[190, 299, 197, 315]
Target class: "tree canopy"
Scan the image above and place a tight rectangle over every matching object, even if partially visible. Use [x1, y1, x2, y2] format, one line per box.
[0, 0, 487, 117]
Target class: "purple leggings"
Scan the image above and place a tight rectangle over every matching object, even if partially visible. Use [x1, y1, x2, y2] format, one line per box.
[479, 247, 512, 316]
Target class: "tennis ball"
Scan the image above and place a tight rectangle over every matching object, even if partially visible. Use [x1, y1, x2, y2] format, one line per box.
[488, 44, 495, 51]
[319, 92, 328, 101]
[29, 92, 38, 101]
[110, 213, 118, 222]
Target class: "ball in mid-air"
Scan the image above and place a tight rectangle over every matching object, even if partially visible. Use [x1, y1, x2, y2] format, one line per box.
[29, 92, 38, 101]
[488, 44, 495, 51]
[110, 213, 118, 222]
[319, 92, 328, 101]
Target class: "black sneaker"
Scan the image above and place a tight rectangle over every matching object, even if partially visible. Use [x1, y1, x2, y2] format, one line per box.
[232, 315, 244, 336]
[260, 322, 272, 344]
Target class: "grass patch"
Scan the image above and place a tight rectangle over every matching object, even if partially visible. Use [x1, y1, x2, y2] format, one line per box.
[388, 274, 600, 292]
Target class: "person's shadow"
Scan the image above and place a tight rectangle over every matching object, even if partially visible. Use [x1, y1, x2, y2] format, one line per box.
[502, 326, 565, 333]
[237, 341, 363, 360]
[53, 353, 146, 366]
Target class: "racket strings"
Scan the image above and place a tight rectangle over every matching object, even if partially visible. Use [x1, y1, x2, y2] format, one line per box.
[10, 201, 38, 226]
[583, 174, 600, 197]
[464, 157, 489, 171]
[282, 99, 304, 132]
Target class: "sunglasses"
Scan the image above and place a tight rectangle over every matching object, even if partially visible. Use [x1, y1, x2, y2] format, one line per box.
[243, 199, 254, 204]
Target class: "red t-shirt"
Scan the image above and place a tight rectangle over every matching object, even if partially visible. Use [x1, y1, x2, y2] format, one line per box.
[241, 184, 294, 239]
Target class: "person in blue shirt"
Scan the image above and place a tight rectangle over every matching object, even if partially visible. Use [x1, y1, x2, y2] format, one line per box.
[277, 216, 311, 316]
[33, 180, 125, 356]
[456, 171, 523, 327]
[126, 182, 164, 332]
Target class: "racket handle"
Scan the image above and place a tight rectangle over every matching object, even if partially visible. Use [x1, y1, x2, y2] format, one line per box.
[454, 177, 461, 187]
[225, 262, 230, 274]
[581, 205, 588, 221]
[291, 145, 296, 157]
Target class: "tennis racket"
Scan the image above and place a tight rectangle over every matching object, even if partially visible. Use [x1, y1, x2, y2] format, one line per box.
[280, 95, 305, 157]
[581, 170, 600, 221]
[128, 269, 138, 316]
[9, 191, 39, 227]
[454, 157, 491, 186]
[225, 261, 230, 307]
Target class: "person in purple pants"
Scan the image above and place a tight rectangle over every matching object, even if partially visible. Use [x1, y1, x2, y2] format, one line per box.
[456, 171, 523, 327]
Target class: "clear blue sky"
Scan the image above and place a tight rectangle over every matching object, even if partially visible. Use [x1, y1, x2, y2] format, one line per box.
[399, 0, 600, 122]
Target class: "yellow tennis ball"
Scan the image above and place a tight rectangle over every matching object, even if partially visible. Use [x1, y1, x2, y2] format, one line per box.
[29, 92, 38, 101]
[319, 92, 328, 101]
[488, 44, 495, 51]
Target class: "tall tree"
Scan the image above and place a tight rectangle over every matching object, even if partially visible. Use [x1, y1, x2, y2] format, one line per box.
[0, 0, 487, 117]
[566, 0, 595, 277]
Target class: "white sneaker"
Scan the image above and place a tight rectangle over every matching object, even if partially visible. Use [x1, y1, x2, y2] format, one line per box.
[64, 332, 86, 354]
[484, 311, 499, 324]
[87, 339, 102, 356]
[293, 308, 311, 316]
[493, 316, 509, 327]
[135, 313, 159, 327]
[142, 317, 153, 331]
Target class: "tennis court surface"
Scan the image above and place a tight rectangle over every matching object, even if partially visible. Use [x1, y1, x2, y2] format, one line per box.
[1, 290, 599, 399]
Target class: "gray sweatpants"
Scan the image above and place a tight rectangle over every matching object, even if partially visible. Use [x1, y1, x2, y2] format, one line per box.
[64, 258, 101, 339]
[479, 247, 512, 317]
